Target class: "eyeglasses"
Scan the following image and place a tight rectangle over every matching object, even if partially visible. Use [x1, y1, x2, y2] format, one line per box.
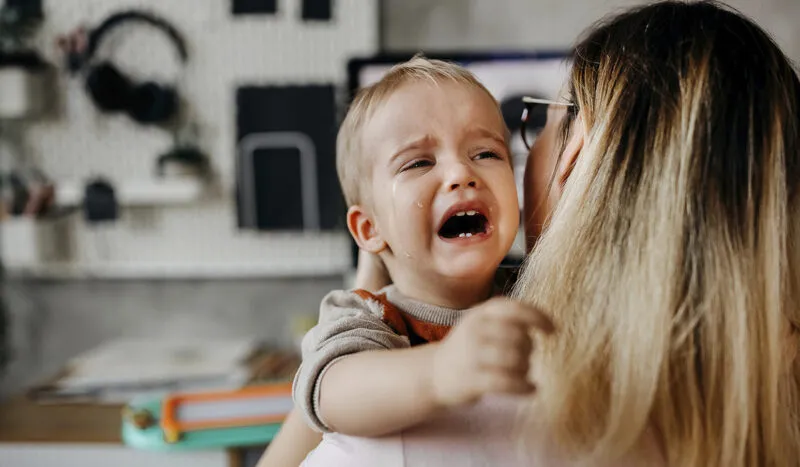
[520, 97, 574, 150]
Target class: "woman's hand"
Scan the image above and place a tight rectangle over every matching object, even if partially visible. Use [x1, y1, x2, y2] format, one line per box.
[354, 250, 391, 292]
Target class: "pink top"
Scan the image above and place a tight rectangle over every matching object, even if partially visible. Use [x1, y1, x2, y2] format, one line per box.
[300, 395, 665, 467]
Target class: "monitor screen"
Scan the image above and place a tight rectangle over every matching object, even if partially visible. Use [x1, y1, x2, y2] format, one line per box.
[347, 52, 571, 264]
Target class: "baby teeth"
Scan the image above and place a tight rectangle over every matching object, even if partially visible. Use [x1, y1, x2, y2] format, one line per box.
[466, 233, 473, 238]
[459, 233, 466, 238]
[466, 210, 476, 216]
[456, 212, 466, 216]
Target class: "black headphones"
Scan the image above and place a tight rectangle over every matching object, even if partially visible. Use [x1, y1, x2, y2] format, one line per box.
[67, 10, 188, 126]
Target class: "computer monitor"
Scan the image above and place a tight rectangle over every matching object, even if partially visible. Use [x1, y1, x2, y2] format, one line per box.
[346, 52, 571, 267]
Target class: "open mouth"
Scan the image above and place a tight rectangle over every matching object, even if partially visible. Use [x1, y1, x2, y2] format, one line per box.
[438, 210, 490, 239]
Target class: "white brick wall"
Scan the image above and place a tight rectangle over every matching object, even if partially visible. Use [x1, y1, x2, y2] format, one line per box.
[6, 0, 378, 277]
[9, 0, 797, 278]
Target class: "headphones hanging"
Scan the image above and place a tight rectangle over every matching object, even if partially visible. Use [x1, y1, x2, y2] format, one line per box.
[61, 10, 188, 126]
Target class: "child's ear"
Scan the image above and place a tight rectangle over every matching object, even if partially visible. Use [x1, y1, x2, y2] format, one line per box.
[346, 205, 387, 254]
[557, 113, 585, 187]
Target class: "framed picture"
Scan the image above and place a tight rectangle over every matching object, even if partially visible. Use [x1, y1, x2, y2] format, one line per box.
[236, 84, 339, 231]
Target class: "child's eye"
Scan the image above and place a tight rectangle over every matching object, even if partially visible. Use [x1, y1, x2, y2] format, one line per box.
[474, 151, 503, 161]
[401, 159, 434, 172]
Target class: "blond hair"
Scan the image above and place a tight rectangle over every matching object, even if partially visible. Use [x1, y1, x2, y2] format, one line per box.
[336, 55, 500, 206]
[514, 2, 800, 466]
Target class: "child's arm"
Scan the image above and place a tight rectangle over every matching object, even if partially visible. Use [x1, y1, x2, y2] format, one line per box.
[256, 251, 391, 466]
[307, 297, 555, 437]
[318, 343, 440, 436]
[255, 408, 321, 467]
[292, 290, 412, 434]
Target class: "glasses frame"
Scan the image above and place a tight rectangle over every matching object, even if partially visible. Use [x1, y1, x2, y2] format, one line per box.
[520, 97, 574, 150]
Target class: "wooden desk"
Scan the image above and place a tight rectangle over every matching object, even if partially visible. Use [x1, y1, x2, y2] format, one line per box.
[0, 348, 294, 466]
[0, 396, 253, 467]
[0, 396, 123, 444]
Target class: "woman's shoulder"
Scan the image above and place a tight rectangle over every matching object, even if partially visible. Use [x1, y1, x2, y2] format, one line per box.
[301, 431, 404, 467]
[302, 395, 534, 467]
[302, 395, 665, 467]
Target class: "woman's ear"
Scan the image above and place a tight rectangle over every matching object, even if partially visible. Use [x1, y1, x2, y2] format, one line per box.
[557, 113, 586, 187]
[346, 205, 387, 254]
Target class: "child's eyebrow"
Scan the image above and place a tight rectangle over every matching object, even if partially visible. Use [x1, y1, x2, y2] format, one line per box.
[389, 134, 437, 164]
[466, 127, 506, 146]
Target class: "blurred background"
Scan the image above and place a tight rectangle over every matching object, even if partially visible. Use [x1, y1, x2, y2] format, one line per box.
[0, 1, 796, 466]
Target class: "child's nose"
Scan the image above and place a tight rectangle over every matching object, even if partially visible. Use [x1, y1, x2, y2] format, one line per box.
[443, 162, 479, 191]
[450, 180, 477, 190]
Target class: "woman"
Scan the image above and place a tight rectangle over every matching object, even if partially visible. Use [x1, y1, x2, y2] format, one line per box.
[516, 1, 800, 466]
[261, 1, 800, 465]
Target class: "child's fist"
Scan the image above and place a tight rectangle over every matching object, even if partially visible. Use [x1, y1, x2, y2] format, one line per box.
[431, 297, 555, 407]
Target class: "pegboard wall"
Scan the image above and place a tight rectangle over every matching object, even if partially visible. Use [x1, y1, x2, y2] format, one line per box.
[4, 0, 378, 277]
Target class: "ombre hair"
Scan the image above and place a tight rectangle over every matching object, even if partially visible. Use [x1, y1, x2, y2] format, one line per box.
[514, 2, 800, 465]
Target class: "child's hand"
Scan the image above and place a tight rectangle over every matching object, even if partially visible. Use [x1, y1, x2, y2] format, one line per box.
[431, 297, 555, 407]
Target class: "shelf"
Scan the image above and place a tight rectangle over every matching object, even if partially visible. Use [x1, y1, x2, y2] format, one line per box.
[55, 178, 204, 207]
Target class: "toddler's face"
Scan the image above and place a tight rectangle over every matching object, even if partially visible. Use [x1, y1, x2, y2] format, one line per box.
[360, 80, 519, 284]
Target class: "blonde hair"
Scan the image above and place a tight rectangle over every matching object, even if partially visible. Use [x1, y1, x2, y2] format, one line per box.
[336, 55, 500, 206]
[514, 2, 800, 466]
